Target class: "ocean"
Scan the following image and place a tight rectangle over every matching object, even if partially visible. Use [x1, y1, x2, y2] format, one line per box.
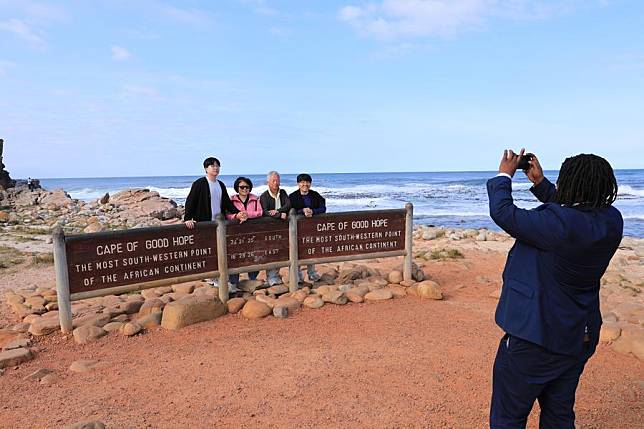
[39, 170, 644, 237]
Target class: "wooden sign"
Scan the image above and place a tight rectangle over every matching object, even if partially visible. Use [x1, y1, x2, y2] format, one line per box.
[297, 210, 405, 260]
[226, 218, 290, 268]
[65, 223, 218, 294]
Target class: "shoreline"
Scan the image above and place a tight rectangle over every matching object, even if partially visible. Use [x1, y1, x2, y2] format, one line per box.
[0, 183, 642, 427]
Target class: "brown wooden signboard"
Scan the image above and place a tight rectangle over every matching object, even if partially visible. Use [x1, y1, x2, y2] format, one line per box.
[297, 209, 405, 260]
[226, 218, 290, 268]
[65, 223, 218, 294]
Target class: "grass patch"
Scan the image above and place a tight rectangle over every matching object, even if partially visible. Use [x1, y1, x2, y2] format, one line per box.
[11, 235, 39, 242]
[30, 252, 55, 265]
[11, 225, 50, 235]
[0, 245, 26, 269]
[429, 248, 464, 260]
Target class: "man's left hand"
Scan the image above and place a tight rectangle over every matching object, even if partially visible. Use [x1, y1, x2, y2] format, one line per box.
[498, 148, 525, 177]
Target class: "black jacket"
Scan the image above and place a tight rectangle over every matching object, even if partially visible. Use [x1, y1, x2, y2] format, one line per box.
[289, 190, 326, 215]
[184, 177, 239, 222]
[259, 189, 292, 218]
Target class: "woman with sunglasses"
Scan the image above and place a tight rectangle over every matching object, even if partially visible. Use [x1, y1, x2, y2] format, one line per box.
[227, 176, 264, 289]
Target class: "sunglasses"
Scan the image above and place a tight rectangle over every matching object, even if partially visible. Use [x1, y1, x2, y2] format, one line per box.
[239, 185, 250, 190]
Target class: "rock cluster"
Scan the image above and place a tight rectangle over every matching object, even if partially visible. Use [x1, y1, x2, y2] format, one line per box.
[0, 264, 445, 361]
[413, 225, 510, 242]
[0, 185, 182, 235]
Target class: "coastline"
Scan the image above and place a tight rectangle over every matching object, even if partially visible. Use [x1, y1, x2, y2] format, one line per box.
[0, 183, 642, 427]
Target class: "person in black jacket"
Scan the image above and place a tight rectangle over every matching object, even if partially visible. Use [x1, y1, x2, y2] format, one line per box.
[259, 171, 291, 220]
[259, 171, 292, 286]
[184, 157, 246, 229]
[289, 173, 326, 283]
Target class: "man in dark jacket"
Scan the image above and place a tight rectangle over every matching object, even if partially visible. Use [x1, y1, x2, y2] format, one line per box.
[259, 171, 291, 286]
[184, 157, 246, 228]
[487, 149, 623, 428]
[289, 173, 326, 283]
[259, 171, 291, 220]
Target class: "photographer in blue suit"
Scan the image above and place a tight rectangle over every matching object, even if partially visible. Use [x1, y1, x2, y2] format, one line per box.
[487, 149, 623, 428]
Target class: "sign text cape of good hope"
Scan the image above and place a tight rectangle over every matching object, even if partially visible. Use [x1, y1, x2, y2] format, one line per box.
[65, 223, 218, 294]
[64, 209, 406, 294]
[297, 210, 405, 259]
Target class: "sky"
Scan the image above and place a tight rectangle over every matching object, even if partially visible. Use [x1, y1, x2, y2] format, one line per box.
[1, 0, 643, 179]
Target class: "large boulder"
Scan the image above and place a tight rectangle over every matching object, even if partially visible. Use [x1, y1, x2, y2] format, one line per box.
[161, 295, 226, 330]
[417, 280, 443, 300]
[241, 300, 272, 319]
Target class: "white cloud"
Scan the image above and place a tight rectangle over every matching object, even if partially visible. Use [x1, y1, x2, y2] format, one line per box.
[159, 4, 214, 27]
[339, 0, 594, 41]
[239, 0, 279, 16]
[269, 26, 292, 37]
[0, 18, 43, 45]
[122, 85, 164, 101]
[111, 45, 133, 61]
[0, 60, 16, 76]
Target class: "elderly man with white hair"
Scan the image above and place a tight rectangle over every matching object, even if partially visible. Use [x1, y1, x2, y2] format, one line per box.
[259, 171, 292, 286]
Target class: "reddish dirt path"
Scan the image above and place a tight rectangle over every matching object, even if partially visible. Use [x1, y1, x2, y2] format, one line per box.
[1, 253, 642, 428]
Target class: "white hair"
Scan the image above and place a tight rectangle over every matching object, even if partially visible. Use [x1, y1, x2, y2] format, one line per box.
[266, 171, 280, 181]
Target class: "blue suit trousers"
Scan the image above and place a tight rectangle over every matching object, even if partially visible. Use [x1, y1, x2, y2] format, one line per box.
[490, 335, 593, 429]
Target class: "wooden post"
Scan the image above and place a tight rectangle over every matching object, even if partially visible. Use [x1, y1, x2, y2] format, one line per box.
[288, 208, 299, 292]
[52, 227, 73, 333]
[403, 202, 414, 282]
[216, 214, 229, 303]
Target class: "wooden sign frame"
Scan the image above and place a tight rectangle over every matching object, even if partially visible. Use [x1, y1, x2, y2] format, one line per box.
[53, 203, 413, 333]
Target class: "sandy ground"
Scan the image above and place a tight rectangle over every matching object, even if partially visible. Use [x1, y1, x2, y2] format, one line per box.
[0, 246, 642, 428]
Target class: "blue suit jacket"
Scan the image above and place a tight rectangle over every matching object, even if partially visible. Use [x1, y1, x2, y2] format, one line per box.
[487, 176, 623, 356]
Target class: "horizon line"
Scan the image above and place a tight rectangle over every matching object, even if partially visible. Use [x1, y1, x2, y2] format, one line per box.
[31, 167, 644, 181]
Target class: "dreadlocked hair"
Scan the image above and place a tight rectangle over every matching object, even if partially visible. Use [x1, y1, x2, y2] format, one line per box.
[554, 154, 617, 208]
